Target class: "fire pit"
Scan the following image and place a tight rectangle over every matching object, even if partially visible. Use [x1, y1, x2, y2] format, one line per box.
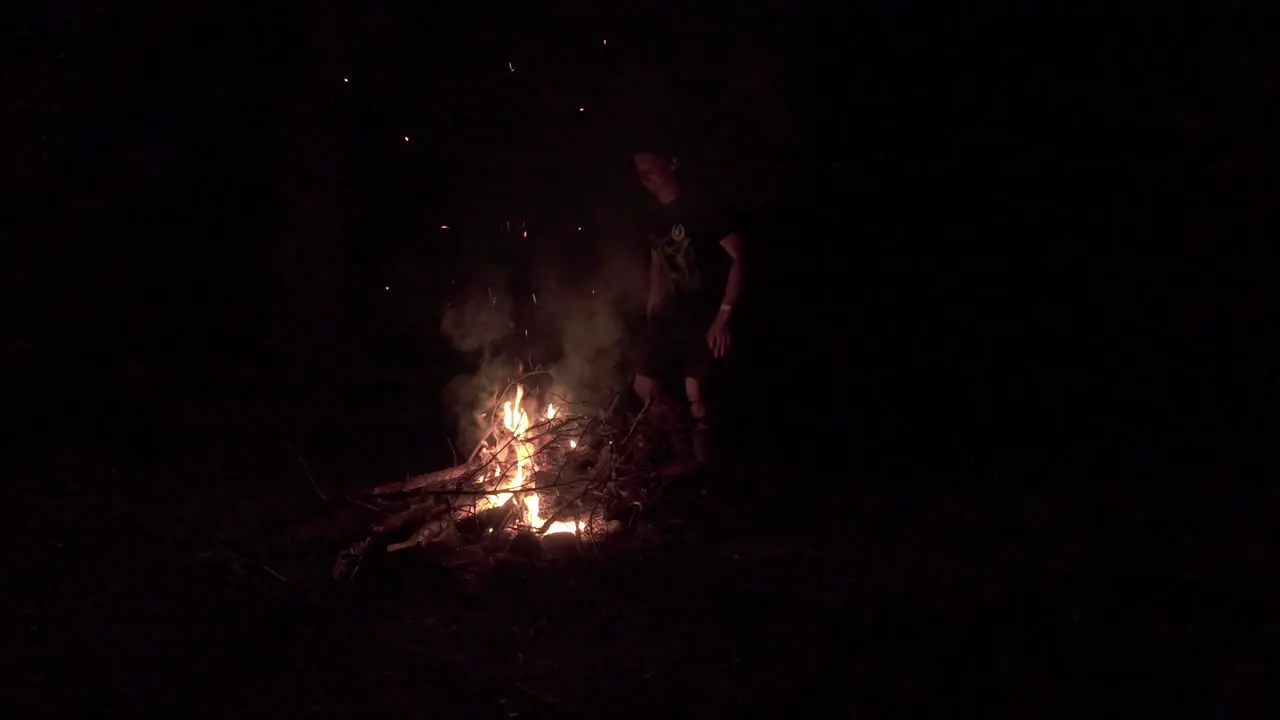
[330, 371, 674, 579]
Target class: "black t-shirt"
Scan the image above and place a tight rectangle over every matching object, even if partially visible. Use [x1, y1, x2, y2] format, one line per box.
[638, 189, 734, 319]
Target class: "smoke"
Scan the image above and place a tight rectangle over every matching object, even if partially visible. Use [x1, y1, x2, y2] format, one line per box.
[437, 229, 647, 448]
[439, 263, 514, 355]
[438, 263, 517, 445]
[539, 232, 646, 406]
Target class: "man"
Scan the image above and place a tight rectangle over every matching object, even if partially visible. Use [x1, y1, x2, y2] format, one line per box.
[632, 146, 744, 463]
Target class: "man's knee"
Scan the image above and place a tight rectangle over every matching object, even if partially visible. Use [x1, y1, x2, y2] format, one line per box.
[683, 377, 701, 403]
[684, 377, 708, 421]
[633, 374, 658, 402]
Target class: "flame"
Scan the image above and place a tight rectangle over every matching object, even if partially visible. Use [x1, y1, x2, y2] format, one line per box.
[545, 519, 583, 535]
[475, 384, 583, 535]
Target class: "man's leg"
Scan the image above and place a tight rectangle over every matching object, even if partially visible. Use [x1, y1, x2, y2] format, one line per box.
[682, 312, 718, 463]
[684, 376, 714, 463]
[684, 377, 708, 424]
[633, 374, 659, 405]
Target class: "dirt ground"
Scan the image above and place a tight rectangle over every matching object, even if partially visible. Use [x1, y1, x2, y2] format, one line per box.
[3, 408, 1264, 717]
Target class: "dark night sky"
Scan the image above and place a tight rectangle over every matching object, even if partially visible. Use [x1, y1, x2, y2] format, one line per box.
[6, 3, 1267, 386]
[9, 3, 836, 369]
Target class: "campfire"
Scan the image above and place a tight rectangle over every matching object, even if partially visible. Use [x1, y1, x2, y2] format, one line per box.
[330, 371, 668, 579]
[471, 382, 584, 534]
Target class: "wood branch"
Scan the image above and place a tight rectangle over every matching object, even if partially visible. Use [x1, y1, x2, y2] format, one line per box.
[333, 501, 457, 577]
[367, 461, 478, 495]
[272, 502, 378, 553]
[387, 515, 454, 552]
[372, 502, 439, 534]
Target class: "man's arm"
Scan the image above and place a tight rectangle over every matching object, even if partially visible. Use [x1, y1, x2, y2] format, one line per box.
[716, 232, 744, 316]
[705, 231, 743, 358]
[647, 249, 663, 317]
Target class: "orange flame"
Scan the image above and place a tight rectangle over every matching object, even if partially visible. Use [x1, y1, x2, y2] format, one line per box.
[474, 385, 583, 535]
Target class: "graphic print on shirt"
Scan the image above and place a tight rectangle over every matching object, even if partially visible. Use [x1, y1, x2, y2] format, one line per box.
[652, 222, 701, 294]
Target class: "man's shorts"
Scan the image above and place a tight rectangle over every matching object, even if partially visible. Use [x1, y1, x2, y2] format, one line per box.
[634, 309, 716, 381]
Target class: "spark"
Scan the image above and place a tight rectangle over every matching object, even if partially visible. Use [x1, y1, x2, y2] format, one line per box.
[441, 225, 449, 229]
[577, 226, 582, 231]
[384, 285, 390, 291]
[603, 39, 607, 45]
[343, 77, 349, 83]
[579, 107, 584, 112]
[404, 135, 410, 142]
[531, 293, 538, 304]
[524, 329, 528, 337]
[509, 61, 514, 72]
[523, 230, 528, 238]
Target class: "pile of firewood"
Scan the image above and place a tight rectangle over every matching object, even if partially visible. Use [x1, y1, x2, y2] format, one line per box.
[326, 377, 689, 580]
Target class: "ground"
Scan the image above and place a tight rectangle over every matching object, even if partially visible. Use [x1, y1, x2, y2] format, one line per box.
[3, 392, 1266, 716]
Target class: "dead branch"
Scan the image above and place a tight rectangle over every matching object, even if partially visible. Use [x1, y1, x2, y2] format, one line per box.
[193, 550, 295, 584]
[372, 502, 439, 534]
[368, 461, 479, 495]
[387, 514, 454, 552]
[288, 443, 327, 501]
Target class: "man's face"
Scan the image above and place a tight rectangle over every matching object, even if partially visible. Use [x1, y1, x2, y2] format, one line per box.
[635, 152, 679, 199]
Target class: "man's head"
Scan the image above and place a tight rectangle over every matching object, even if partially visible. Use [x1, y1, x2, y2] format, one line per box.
[634, 147, 680, 203]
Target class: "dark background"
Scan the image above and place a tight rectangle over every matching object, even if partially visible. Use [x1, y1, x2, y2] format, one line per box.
[3, 2, 1272, 713]
[9, 3, 1267, 465]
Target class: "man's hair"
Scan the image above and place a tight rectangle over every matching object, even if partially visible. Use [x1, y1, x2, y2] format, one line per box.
[633, 134, 679, 162]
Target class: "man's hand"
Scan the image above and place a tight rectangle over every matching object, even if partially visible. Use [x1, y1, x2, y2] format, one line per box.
[706, 310, 731, 358]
